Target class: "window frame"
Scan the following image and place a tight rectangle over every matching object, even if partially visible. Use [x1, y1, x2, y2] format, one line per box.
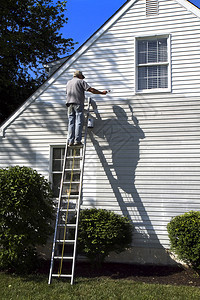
[135, 34, 171, 94]
[49, 145, 82, 198]
[49, 145, 65, 198]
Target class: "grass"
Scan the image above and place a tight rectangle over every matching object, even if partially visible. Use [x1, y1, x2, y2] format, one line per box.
[1, 272, 200, 300]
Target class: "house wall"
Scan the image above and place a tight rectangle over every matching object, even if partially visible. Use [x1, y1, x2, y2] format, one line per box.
[1, 0, 200, 264]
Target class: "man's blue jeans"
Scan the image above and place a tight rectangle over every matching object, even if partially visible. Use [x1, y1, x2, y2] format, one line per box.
[67, 104, 84, 144]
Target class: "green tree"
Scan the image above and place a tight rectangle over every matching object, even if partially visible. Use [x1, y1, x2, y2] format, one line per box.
[0, 0, 76, 122]
[0, 166, 54, 273]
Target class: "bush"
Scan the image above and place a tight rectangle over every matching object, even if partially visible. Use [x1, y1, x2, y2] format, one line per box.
[76, 208, 133, 265]
[167, 211, 200, 272]
[0, 166, 54, 273]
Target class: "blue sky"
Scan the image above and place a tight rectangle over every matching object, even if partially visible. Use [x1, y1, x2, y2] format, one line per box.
[63, 0, 127, 51]
[62, 0, 200, 54]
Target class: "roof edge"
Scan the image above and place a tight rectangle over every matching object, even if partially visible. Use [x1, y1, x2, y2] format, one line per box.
[177, 0, 200, 17]
[46, 0, 138, 79]
[0, 81, 52, 137]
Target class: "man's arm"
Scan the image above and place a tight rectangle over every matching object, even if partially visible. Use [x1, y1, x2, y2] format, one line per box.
[88, 87, 107, 95]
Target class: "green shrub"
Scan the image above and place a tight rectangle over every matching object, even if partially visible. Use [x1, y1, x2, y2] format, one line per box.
[0, 166, 54, 273]
[167, 211, 200, 272]
[76, 208, 133, 265]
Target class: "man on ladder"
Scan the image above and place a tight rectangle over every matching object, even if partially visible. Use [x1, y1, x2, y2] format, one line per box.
[48, 72, 108, 285]
[66, 70, 107, 146]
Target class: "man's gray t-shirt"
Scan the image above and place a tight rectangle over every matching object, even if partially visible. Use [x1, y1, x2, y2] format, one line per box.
[66, 77, 91, 106]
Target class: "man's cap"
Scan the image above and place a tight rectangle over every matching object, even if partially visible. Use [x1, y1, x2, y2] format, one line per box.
[73, 70, 85, 79]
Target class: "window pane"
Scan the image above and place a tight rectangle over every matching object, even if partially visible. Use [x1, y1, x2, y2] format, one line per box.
[138, 65, 168, 90]
[148, 66, 158, 89]
[53, 160, 63, 171]
[138, 67, 147, 90]
[138, 38, 167, 65]
[53, 148, 61, 159]
[66, 159, 80, 169]
[158, 39, 167, 62]
[64, 172, 80, 182]
[158, 65, 168, 77]
[64, 183, 80, 195]
[158, 65, 168, 88]
[148, 40, 157, 63]
[52, 148, 65, 171]
[138, 40, 147, 64]
[52, 173, 61, 197]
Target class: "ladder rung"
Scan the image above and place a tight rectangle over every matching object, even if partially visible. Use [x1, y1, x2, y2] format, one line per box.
[68, 144, 83, 148]
[63, 181, 80, 184]
[65, 169, 81, 172]
[52, 274, 72, 278]
[67, 156, 82, 159]
[61, 195, 78, 199]
[61, 194, 78, 198]
[54, 256, 73, 260]
[58, 224, 76, 227]
[60, 208, 76, 212]
[56, 239, 75, 243]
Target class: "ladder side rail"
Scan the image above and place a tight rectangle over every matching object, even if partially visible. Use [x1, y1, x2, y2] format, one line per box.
[57, 147, 77, 277]
[71, 97, 91, 285]
[48, 138, 69, 284]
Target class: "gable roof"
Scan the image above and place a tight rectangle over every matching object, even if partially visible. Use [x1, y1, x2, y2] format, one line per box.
[1, 0, 200, 137]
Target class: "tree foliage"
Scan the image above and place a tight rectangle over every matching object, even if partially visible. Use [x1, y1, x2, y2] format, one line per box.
[0, 166, 54, 272]
[0, 0, 76, 122]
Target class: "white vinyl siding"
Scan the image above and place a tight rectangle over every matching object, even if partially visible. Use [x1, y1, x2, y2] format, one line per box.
[1, 0, 200, 260]
[82, 96, 200, 248]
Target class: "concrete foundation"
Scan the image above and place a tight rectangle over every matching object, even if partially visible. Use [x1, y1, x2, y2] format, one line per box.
[38, 242, 182, 267]
[106, 247, 180, 266]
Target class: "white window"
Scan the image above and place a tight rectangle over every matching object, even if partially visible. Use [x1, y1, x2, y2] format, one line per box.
[50, 146, 81, 198]
[136, 36, 171, 93]
[51, 147, 65, 197]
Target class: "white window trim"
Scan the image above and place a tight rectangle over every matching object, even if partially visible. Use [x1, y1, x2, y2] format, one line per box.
[49, 144, 65, 198]
[134, 34, 171, 94]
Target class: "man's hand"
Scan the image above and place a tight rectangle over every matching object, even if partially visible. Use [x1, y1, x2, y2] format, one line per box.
[88, 87, 108, 95]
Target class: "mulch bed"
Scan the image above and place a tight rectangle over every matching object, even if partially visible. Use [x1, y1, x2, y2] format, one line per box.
[39, 261, 200, 287]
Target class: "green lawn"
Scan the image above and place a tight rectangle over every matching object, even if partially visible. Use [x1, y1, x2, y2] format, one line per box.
[1, 272, 200, 300]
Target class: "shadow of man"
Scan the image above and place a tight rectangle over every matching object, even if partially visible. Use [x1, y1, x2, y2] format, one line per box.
[110, 105, 145, 195]
[88, 102, 162, 247]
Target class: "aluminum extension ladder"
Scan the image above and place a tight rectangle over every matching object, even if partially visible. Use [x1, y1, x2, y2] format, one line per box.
[48, 98, 91, 285]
